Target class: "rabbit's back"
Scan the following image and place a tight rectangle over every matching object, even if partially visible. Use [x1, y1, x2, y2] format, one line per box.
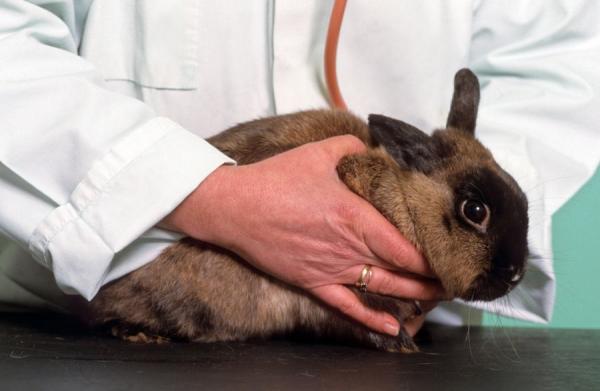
[208, 110, 372, 164]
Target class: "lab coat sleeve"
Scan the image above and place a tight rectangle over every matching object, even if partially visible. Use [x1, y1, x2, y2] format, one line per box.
[0, 1, 234, 300]
[457, 0, 600, 323]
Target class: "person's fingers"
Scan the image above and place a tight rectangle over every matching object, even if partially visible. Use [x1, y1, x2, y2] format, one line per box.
[310, 284, 401, 336]
[342, 265, 446, 300]
[319, 135, 367, 161]
[360, 209, 435, 278]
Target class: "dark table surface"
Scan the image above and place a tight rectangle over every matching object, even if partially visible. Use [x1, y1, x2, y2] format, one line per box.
[1, 313, 598, 391]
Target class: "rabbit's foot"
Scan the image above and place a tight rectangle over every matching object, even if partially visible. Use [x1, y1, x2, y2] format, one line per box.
[365, 327, 419, 353]
[357, 293, 421, 352]
[110, 324, 170, 344]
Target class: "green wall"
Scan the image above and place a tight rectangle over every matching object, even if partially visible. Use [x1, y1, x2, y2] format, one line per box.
[483, 166, 600, 328]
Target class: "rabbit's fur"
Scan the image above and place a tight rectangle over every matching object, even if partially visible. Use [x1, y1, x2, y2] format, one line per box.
[86, 69, 528, 352]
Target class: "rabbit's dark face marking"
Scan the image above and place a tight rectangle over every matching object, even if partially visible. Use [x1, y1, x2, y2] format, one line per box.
[447, 164, 528, 300]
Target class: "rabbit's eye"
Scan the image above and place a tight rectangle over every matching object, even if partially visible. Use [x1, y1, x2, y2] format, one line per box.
[460, 199, 490, 231]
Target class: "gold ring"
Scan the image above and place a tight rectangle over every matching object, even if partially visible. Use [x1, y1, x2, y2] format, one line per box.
[355, 265, 373, 293]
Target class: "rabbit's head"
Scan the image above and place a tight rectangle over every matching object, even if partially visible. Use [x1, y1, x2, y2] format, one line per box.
[369, 69, 528, 301]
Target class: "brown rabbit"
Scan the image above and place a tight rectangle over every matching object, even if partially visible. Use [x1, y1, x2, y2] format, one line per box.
[84, 69, 528, 352]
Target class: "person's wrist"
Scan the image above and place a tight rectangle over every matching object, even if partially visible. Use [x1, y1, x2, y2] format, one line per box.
[160, 164, 236, 242]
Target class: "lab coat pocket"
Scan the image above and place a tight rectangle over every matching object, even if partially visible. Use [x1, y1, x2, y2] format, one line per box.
[80, 0, 199, 90]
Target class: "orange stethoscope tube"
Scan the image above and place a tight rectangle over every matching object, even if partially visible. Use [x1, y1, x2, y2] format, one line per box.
[324, 0, 348, 110]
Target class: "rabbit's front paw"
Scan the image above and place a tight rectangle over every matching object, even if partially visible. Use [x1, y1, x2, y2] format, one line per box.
[365, 327, 419, 353]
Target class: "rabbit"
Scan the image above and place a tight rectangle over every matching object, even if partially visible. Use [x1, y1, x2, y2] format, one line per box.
[83, 69, 528, 352]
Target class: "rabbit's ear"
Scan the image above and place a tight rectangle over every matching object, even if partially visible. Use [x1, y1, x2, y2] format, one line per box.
[446, 68, 480, 135]
[368, 114, 438, 173]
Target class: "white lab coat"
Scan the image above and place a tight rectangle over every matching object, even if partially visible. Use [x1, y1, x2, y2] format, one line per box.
[1, 0, 599, 325]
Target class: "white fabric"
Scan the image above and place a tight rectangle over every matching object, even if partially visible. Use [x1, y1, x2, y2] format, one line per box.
[0, 0, 234, 304]
[1, 0, 599, 325]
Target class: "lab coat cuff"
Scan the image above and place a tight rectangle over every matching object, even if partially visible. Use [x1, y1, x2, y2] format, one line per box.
[28, 117, 234, 300]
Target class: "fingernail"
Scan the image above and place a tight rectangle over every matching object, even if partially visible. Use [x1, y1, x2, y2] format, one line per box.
[384, 322, 400, 336]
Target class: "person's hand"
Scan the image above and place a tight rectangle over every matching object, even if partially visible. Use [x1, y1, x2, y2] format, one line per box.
[162, 135, 445, 336]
